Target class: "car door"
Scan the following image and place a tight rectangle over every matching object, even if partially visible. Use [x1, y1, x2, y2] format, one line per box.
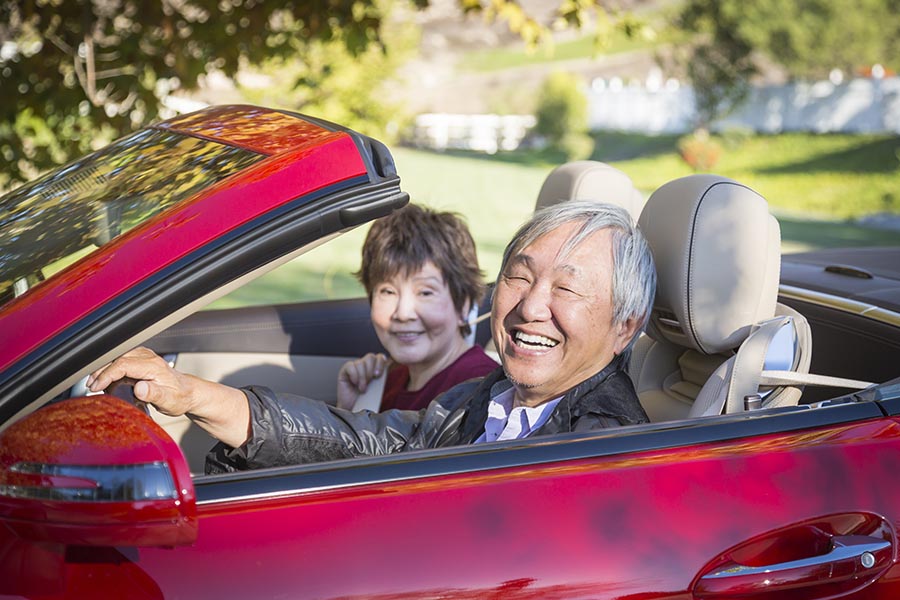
[9, 388, 894, 599]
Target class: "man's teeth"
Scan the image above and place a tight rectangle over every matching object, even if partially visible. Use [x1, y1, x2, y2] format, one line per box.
[514, 331, 558, 348]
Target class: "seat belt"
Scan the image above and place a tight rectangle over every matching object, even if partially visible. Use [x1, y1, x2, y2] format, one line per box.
[723, 315, 874, 414]
[759, 370, 873, 390]
[724, 316, 794, 414]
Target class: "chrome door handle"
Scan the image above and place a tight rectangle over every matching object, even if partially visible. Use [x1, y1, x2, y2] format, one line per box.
[695, 535, 892, 597]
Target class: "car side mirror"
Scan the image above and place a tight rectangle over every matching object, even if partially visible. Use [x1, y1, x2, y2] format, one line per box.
[0, 395, 197, 547]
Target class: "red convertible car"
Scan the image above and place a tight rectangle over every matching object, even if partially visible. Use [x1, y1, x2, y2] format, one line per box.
[0, 105, 899, 599]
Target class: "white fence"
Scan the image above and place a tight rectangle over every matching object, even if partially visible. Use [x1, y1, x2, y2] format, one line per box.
[410, 76, 900, 153]
[409, 113, 536, 154]
[587, 76, 900, 135]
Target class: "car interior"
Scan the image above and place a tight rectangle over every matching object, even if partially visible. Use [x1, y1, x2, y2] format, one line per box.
[129, 161, 888, 474]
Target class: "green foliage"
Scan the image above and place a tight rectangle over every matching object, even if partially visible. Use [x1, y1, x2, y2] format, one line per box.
[731, 0, 900, 79]
[534, 71, 591, 159]
[240, 20, 418, 145]
[598, 130, 900, 220]
[0, 0, 640, 188]
[674, 0, 900, 125]
[458, 25, 655, 73]
[558, 132, 595, 161]
[0, 0, 391, 186]
[674, 1, 756, 126]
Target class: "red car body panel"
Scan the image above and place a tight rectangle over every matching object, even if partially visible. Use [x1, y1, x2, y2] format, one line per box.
[5, 416, 899, 599]
[0, 113, 366, 374]
[0, 396, 196, 549]
[157, 105, 344, 155]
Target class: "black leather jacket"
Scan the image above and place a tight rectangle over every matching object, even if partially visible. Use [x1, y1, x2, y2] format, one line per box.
[206, 355, 648, 474]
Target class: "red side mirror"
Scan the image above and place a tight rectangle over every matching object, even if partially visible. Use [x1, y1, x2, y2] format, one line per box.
[0, 395, 197, 547]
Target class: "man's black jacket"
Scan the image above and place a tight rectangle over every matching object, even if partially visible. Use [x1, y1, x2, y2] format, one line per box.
[206, 355, 648, 474]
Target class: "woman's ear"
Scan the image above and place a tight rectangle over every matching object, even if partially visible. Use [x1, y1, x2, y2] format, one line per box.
[459, 298, 472, 325]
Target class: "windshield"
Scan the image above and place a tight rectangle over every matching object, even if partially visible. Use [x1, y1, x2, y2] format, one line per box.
[0, 128, 264, 309]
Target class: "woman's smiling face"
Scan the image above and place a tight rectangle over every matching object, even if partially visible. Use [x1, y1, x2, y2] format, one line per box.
[370, 261, 468, 377]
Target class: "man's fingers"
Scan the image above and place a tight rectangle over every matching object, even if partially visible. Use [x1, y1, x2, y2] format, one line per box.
[88, 361, 129, 392]
[87, 347, 166, 393]
[133, 380, 151, 402]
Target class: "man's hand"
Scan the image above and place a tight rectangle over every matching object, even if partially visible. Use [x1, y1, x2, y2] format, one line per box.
[336, 353, 389, 410]
[88, 346, 251, 448]
[88, 347, 195, 416]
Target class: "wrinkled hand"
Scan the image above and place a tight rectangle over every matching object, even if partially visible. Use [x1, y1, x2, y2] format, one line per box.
[88, 346, 252, 448]
[336, 353, 389, 410]
[88, 347, 196, 417]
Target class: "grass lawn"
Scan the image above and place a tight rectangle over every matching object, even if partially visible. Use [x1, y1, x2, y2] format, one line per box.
[211, 134, 900, 309]
[457, 30, 655, 73]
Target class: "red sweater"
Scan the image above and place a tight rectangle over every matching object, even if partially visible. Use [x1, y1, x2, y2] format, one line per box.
[380, 346, 499, 411]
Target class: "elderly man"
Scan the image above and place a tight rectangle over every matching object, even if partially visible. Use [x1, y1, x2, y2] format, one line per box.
[88, 201, 656, 472]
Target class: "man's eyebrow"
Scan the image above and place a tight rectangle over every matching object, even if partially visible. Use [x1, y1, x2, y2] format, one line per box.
[506, 254, 533, 268]
[508, 254, 583, 279]
[557, 263, 582, 277]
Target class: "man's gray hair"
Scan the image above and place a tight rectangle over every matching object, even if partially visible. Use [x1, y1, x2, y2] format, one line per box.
[499, 200, 656, 348]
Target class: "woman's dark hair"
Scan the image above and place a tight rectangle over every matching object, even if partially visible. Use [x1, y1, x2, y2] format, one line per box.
[357, 204, 484, 336]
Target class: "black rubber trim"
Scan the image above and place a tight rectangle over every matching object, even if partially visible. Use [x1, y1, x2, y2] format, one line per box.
[195, 401, 883, 504]
[880, 397, 900, 416]
[824, 264, 874, 279]
[869, 378, 900, 415]
[339, 194, 407, 228]
[0, 179, 408, 424]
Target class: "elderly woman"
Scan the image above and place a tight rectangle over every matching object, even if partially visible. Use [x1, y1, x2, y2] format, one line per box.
[336, 204, 498, 412]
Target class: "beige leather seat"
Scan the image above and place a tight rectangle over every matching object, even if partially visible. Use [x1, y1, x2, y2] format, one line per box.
[630, 175, 813, 421]
[535, 160, 645, 220]
[497, 166, 863, 422]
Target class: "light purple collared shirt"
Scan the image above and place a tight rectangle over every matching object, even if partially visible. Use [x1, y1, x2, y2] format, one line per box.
[474, 381, 562, 444]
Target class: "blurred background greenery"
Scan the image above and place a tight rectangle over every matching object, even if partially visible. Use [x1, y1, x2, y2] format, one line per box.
[211, 134, 900, 308]
[2, 0, 898, 308]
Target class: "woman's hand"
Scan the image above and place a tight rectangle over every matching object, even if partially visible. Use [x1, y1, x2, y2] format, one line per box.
[336, 352, 389, 410]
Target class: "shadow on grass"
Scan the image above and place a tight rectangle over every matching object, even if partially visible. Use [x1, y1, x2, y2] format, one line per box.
[398, 145, 570, 168]
[397, 131, 682, 168]
[589, 131, 681, 162]
[759, 136, 900, 175]
[778, 214, 900, 251]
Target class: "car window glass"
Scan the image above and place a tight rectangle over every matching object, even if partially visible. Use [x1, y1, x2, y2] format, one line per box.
[0, 129, 264, 308]
[207, 225, 370, 308]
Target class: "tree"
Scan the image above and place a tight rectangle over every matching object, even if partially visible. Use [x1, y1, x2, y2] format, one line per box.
[534, 71, 592, 160]
[675, 0, 900, 126]
[0, 0, 640, 188]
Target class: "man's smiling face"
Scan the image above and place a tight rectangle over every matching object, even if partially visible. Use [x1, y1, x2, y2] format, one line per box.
[490, 221, 637, 407]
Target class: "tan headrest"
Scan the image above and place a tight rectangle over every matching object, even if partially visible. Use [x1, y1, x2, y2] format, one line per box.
[535, 161, 645, 221]
[637, 175, 780, 355]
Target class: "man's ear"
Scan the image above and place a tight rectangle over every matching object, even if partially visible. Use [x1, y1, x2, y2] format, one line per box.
[613, 317, 641, 355]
